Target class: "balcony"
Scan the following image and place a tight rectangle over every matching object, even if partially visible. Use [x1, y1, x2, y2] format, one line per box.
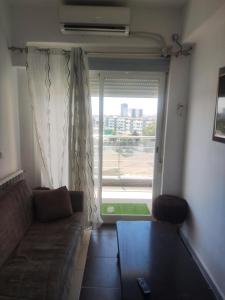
[95, 135, 155, 216]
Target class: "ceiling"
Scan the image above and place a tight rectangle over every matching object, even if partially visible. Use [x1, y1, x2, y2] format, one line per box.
[9, 0, 188, 8]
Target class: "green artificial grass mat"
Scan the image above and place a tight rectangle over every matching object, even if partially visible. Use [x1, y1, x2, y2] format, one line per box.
[101, 203, 150, 216]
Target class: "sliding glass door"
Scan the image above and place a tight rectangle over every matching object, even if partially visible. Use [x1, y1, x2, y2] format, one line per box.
[90, 71, 165, 218]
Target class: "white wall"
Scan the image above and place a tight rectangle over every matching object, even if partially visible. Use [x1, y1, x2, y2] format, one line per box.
[0, 0, 21, 180]
[162, 55, 190, 195]
[182, 12, 225, 299]
[11, 5, 182, 49]
[182, 0, 225, 42]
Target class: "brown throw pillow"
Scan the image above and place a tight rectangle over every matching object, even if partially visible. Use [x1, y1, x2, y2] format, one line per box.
[33, 186, 73, 222]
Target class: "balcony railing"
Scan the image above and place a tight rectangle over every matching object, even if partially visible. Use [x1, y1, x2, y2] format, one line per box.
[93, 135, 156, 186]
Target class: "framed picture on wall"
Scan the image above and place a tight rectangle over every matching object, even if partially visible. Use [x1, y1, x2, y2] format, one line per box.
[213, 67, 225, 143]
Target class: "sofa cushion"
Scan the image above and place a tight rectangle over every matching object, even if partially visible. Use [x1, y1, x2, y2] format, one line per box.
[0, 180, 33, 267]
[0, 213, 82, 300]
[34, 186, 73, 222]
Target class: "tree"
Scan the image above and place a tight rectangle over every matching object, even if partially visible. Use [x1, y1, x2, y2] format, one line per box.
[143, 123, 156, 136]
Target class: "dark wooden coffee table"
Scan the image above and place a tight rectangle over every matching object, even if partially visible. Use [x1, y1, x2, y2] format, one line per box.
[116, 221, 216, 300]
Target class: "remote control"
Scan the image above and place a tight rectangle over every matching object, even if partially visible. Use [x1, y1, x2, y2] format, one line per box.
[137, 277, 151, 295]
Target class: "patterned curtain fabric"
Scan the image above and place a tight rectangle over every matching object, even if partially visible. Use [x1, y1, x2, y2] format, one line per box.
[26, 48, 70, 188]
[26, 47, 102, 226]
[68, 49, 102, 226]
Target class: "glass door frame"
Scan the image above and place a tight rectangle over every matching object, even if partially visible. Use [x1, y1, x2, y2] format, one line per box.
[93, 70, 166, 209]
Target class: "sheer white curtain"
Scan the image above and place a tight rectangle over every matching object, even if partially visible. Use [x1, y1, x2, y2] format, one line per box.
[68, 49, 102, 226]
[26, 47, 102, 226]
[26, 48, 70, 188]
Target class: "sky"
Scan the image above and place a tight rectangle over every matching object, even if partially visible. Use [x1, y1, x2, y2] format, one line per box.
[91, 97, 158, 116]
[218, 97, 225, 114]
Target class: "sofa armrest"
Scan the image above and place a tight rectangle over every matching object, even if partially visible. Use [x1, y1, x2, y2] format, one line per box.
[69, 191, 83, 212]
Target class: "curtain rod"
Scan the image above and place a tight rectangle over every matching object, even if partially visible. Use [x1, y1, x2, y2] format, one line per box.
[8, 46, 167, 58]
[8, 35, 192, 58]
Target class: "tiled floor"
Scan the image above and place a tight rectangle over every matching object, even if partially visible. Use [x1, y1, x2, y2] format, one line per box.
[80, 225, 121, 300]
[78, 224, 216, 300]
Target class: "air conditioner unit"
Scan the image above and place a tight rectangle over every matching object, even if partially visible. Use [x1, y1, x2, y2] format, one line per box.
[59, 5, 130, 36]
